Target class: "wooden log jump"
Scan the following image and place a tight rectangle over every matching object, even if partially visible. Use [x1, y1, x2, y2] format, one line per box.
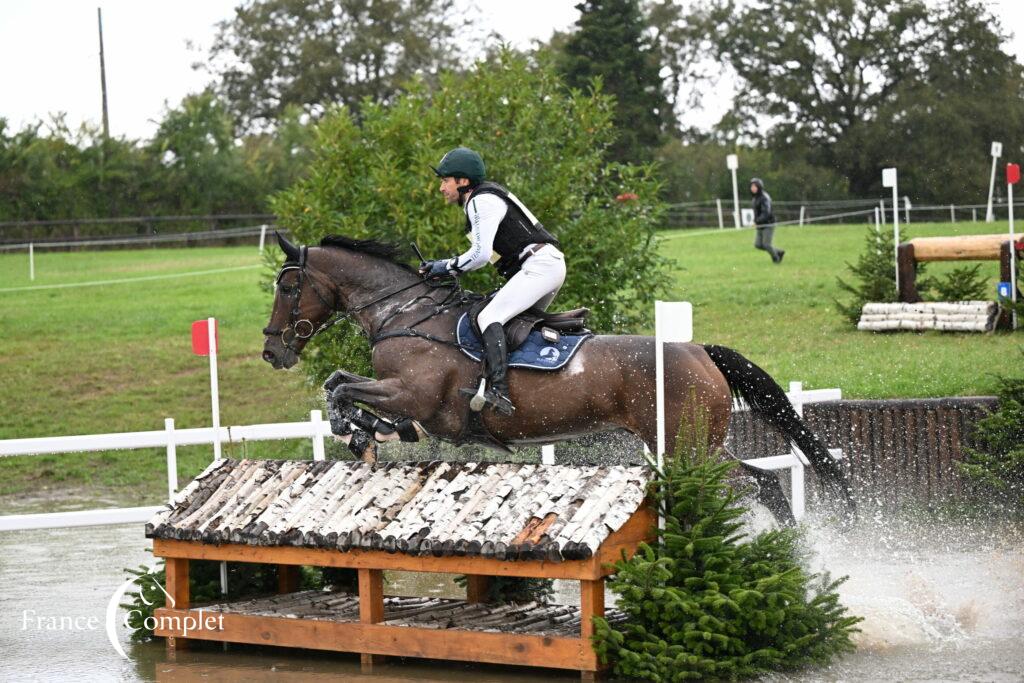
[896, 235, 1022, 329]
[147, 459, 656, 680]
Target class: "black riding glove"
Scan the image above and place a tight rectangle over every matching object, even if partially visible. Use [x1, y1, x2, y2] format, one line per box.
[419, 259, 452, 278]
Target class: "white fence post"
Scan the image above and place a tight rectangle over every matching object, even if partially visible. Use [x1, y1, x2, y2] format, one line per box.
[165, 418, 178, 501]
[799, 206, 806, 226]
[310, 410, 326, 461]
[207, 318, 222, 460]
[258, 224, 268, 253]
[904, 196, 910, 224]
[716, 199, 724, 229]
[29, 243, 35, 281]
[950, 204, 955, 222]
[541, 444, 555, 465]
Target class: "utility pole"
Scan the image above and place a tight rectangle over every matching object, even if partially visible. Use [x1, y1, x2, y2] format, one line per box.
[97, 7, 110, 140]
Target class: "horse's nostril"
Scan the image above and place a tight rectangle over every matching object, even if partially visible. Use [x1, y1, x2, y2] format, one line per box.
[262, 350, 276, 363]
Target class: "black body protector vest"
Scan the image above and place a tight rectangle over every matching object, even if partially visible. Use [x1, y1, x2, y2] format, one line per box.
[463, 181, 560, 278]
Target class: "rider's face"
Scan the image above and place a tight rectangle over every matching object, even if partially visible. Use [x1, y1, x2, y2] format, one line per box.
[439, 176, 469, 204]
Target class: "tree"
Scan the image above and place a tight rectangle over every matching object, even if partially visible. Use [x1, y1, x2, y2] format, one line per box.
[692, 0, 1024, 200]
[592, 420, 860, 679]
[559, 0, 672, 163]
[271, 49, 671, 381]
[206, 0, 467, 131]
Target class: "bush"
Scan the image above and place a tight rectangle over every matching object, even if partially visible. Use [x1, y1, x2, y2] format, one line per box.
[835, 225, 906, 324]
[959, 360, 1024, 512]
[919, 264, 989, 301]
[592, 433, 860, 680]
[271, 49, 671, 382]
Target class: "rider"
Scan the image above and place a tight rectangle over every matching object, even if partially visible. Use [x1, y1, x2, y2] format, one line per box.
[420, 147, 566, 416]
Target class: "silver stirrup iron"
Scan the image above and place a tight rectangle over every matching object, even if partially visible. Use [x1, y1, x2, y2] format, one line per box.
[469, 378, 487, 412]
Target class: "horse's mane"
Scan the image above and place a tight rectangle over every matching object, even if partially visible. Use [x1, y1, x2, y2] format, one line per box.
[319, 235, 416, 273]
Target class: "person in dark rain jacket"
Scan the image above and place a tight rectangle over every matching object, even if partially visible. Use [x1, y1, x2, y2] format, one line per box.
[750, 177, 784, 263]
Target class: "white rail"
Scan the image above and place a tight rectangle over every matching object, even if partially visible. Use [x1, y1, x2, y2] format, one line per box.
[0, 411, 330, 532]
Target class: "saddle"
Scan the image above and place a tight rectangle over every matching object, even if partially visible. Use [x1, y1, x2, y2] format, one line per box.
[467, 298, 591, 351]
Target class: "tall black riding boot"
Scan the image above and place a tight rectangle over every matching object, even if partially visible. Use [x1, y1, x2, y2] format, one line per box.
[478, 322, 515, 416]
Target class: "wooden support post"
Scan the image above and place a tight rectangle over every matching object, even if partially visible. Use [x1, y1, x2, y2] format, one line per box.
[465, 575, 490, 604]
[278, 564, 301, 594]
[358, 568, 385, 671]
[580, 578, 605, 680]
[896, 242, 921, 303]
[164, 558, 190, 652]
[999, 241, 1020, 330]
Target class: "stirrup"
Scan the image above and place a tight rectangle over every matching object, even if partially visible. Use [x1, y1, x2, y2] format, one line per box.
[459, 378, 515, 416]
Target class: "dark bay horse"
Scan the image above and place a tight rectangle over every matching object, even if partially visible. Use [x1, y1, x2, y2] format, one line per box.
[262, 234, 854, 521]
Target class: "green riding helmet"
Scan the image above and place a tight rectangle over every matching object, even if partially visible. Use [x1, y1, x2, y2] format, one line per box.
[431, 147, 486, 185]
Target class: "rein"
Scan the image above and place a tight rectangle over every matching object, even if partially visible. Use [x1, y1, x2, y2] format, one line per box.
[264, 245, 477, 353]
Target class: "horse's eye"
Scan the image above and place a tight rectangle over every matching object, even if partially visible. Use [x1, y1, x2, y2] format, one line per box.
[278, 284, 298, 296]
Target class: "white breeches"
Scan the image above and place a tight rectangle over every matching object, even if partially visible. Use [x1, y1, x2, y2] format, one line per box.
[477, 245, 566, 330]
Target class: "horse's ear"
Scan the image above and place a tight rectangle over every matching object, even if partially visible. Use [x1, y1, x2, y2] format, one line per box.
[276, 231, 300, 262]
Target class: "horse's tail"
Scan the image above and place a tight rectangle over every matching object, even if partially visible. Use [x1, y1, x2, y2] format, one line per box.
[702, 344, 855, 513]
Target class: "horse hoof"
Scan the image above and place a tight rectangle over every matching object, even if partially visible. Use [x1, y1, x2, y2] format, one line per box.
[469, 393, 486, 412]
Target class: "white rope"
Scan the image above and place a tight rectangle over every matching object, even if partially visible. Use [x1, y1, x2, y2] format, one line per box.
[0, 224, 275, 252]
[659, 208, 874, 239]
[0, 265, 261, 294]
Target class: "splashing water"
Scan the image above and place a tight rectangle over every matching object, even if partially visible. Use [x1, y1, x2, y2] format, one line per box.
[777, 509, 1024, 681]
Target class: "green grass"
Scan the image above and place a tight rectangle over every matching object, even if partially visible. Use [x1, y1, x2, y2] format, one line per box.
[658, 219, 1022, 398]
[0, 221, 1020, 506]
[0, 246, 317, 508]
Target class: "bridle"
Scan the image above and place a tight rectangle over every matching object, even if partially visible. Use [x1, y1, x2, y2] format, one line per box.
[262, 245, 441, 354]
[262, 246, 342, 353]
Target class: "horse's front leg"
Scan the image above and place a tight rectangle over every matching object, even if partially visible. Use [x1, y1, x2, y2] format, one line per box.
[327, 377, 429, 453]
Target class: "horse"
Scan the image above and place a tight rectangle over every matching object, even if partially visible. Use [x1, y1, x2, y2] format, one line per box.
[261, 233, 855, 523]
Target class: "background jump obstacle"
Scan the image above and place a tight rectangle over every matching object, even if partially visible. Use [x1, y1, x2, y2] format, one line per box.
[147, 459, 656, 679]
[858, 301, 999, 332]
[895, 234, 1022, 330]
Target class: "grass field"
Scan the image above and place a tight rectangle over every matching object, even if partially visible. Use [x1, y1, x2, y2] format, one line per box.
[659, 219, 1022, 398]
[0, 220, 1020, 507]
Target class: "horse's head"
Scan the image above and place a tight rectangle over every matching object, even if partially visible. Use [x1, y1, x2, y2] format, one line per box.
[262, 232, 338, 369]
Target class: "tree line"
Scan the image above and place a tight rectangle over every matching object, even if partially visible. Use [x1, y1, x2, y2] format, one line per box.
[2, 0, 1022, 232]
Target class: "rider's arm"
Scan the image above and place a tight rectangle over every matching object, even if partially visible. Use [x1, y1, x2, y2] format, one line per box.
[448, 194, 507, 273]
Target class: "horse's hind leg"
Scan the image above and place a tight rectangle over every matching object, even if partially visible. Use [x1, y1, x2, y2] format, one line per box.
[739, 463, 796, 526]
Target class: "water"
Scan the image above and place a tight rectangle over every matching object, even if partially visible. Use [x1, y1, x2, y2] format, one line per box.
[1, 516, 1021, 682]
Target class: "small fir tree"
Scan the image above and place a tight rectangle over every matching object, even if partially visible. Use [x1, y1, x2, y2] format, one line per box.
[835, 225, 908, 323]
[592, 427, 860, 680]
[958, 359, 1024, 512]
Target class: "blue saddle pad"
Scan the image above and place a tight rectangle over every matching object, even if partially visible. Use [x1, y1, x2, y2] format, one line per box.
[456, 313, 591, 371]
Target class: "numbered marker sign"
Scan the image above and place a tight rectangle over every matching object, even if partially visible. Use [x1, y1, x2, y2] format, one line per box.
[882, 167, 897, 188]
[998, 282, 1012, 298]
[726, 154, 738, 170]
[992, 141, 1003, 157]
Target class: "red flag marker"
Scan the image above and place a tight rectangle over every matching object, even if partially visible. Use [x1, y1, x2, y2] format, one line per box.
[191, 319, 218, 355]
[1008, 163, 1020, 186]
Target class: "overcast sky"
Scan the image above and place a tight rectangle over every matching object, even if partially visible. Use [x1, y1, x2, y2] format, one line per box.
[1, 1, 1022, 141]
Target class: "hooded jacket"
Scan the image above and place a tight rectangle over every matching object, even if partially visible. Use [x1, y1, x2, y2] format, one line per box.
[750, 178, 775, 227]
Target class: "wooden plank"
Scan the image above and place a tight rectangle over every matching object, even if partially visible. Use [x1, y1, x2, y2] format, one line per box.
[465, 575, 490, 604]
[153, 537, 604, 580]
[164, 557, 190, 652]
[594, 504, 657, 574]
[358, 568, 385, 669]
[579, 579, 604, 642]
[277, 565, 300, 594]
[908, 234, 1011, 261]
[153, 608, 596, 670]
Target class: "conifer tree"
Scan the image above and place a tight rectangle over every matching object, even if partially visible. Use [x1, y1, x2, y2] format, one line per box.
[592, 427, 860, 680]
[559, 0, 671, 163]
[959, 360, 1024, 512]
